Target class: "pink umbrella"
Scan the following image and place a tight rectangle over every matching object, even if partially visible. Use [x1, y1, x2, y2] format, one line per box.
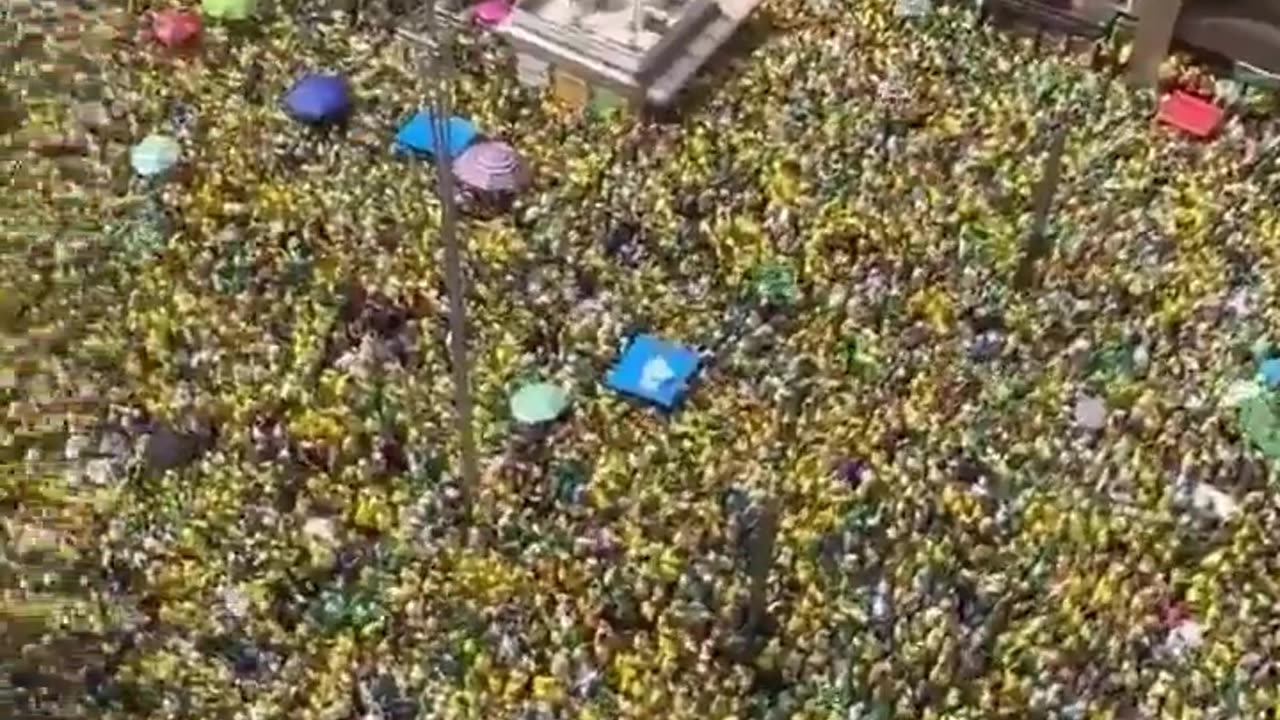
[152, 9, 202, 49]
[472, 0, 511, 26]
[452, 141, 529, 193]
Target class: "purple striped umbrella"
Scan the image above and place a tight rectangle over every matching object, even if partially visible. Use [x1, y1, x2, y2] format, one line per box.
[451, 141, 529, 193]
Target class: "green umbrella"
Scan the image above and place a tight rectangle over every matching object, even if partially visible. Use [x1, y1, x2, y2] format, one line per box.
[510, 382, 569, 424]
[1239, 394, 1280, 460]
[129, 134, 180, 177]
[753, 261, 797, 306]
[202, 0, 256, 20]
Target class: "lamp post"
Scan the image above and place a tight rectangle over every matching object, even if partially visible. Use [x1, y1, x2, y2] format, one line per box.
[417, 0, 480, 514]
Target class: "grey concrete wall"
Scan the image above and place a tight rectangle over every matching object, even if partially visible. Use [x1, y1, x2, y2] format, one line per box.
[516, 52, 552, 86]
[636, 0, 718, 79]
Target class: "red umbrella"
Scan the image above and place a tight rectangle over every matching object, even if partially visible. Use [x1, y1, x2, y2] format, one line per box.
[152, 9, 202, 49]
[451, 141, 529, 193]
[1158, 91, 1224, 138]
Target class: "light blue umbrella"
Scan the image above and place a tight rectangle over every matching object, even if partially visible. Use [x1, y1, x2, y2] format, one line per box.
[510, 382, 569, 424]
[395, 111, 478, 159]
[130, 134, 181, 177]
[1261, 358, 1280, 388]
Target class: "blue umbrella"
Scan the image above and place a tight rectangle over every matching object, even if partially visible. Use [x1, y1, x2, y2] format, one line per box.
[283, 74, 351, 124]
[129, 134, 181, 177]
[395, 111, 478, 159]
[605, 334, 700, 410]
[1261, 358, 1280, 388]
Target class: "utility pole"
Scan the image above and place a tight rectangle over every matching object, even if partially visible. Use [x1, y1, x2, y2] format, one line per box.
[744, 499, 778, 639]
[415, 0, 479, 514]
[1128, 0, 1184, 87]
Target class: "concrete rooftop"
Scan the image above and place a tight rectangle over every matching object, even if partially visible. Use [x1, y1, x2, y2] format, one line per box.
[516, 0, 695, 51]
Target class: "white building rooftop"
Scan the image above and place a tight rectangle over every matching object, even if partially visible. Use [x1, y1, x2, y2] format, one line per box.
[498, 0, 763, 108]
[518, 0, 688, 51]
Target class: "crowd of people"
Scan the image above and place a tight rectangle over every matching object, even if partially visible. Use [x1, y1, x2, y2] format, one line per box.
[6, 0, 1280, 717]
